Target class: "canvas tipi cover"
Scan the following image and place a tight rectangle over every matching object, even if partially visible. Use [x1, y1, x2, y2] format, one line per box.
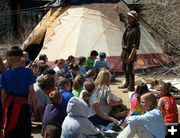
[22, 2, 171, 72]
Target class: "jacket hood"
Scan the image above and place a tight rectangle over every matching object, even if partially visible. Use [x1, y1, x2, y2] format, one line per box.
[66, 97, 89, 117]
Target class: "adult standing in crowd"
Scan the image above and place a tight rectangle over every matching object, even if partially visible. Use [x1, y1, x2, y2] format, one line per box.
[114, 8, 141, 92]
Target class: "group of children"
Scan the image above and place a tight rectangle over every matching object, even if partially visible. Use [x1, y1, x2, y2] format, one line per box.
[0, 46, 179, 138]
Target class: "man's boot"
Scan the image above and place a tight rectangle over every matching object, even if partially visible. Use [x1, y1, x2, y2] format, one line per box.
[118, 74, 129, 89]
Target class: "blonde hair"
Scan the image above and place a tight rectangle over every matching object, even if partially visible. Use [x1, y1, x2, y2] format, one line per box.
[94, 69, 111, 87]
[141, 92, 157, 109]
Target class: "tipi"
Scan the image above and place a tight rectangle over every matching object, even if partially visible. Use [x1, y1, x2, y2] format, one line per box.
[22, 1, 171, 72]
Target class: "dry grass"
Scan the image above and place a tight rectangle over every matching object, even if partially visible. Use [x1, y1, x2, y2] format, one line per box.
[140, 0, 180, 58]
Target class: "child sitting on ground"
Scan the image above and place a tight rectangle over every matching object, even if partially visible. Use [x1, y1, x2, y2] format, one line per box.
[117, 92, 165, 138]
[42, 122, 61, 138]
[64, 63, 79, 88]
[33, 74, 56, 121]
[77, 56, 86, 75]
[72, 74, 86, 97]
[42, 90, 66, 135]
[64, 55, 76, 74]
[86, 50, 98, 71]
[57, 77, 74, 109]
[157, 81, 178, 123]
[61, 97, 104, 138]
[93, 52, 110, 72]
[94, 69, 125, 118]
[128, 83, 149, 116]
[85, 68, 97, 81]
[54, 58, 65, 83]
[119, 83, 149, 128]
[80, 81, 119, 126]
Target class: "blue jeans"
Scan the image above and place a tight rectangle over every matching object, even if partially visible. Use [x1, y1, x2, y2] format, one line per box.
[88, 114, 111, 126]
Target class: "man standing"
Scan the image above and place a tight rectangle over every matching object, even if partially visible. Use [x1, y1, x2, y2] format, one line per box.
[115, 8, 141, 92]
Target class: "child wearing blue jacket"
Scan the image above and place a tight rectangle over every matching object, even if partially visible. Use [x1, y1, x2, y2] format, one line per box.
[117, 92, 165, 138]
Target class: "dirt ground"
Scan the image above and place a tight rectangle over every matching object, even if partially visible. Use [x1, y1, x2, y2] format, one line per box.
[32, 74, 180, 138]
